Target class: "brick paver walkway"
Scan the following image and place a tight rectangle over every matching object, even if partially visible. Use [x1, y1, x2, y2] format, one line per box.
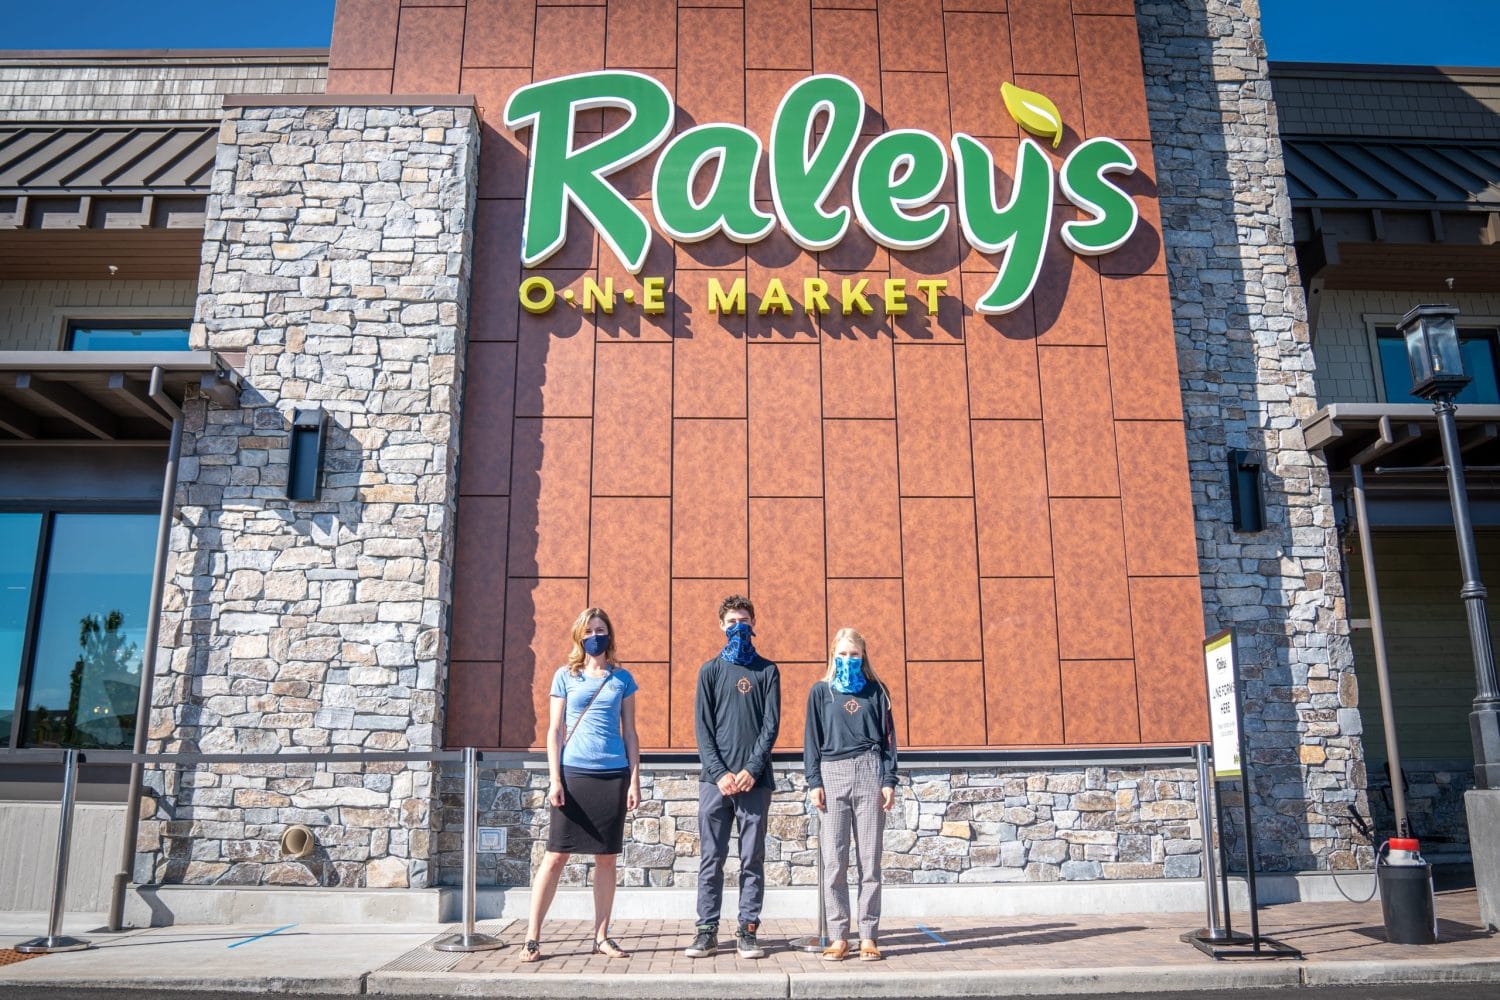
[442, 888, 1496, 976]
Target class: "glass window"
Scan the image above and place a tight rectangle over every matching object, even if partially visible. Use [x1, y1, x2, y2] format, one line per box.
[1377, 326, 1500, 405]
[23, 513, 157, 749]
[67, 324, 191, 352]
[0, 514, 43, 747]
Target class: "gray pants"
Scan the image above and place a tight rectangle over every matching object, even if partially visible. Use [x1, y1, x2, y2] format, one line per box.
[819, 750, 886, 941]
[697, 782, 770, 927]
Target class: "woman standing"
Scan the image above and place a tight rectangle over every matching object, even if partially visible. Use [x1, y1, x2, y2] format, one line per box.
[803, 628, 898, 962]
[523, 607, 641, 962]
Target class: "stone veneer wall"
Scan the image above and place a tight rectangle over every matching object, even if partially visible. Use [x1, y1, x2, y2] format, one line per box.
[138, 103, 478, 888]
[438, 763, 1206, 888]
[1137, 0, 1373, 870]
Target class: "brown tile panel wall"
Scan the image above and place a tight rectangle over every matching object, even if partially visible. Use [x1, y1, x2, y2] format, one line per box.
[826, 577, 907, 743]
[981, 577, 1063, 745]
[325, 0, 1205, 749]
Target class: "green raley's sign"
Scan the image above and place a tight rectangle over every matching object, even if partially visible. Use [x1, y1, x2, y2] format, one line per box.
[506, 72, 1140, 316]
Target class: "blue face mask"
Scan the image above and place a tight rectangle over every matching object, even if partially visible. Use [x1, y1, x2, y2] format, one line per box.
[582, 634, 609, 657]
[722, 621, 756, 666]
[832, 655, 866, 694]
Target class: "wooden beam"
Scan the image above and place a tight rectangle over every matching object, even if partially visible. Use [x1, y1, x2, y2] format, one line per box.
[1461, 422, 1499, 455]
[1349, 416, 1422, 468]
[11, 373, 117, 439]
[107, 372, 173, 429]
[0, 395, 39, 439]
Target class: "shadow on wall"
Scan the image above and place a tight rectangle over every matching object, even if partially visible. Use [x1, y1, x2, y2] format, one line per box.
[481, 143, 1169, 759]
[1138, 0, 1369, 873]
[145, 388, 374, 887]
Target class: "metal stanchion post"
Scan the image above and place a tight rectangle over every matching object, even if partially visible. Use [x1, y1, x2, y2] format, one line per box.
[789, 793, 827, 953]
[434, 747, 503, 952]
[18, 749, 93, 954]
[1185, 742, 1233, 947]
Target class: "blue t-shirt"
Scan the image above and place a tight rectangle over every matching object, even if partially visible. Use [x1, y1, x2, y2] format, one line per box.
[550, 665, 638, 772]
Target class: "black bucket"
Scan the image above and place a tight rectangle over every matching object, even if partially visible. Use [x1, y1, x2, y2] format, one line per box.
[1377, 861, 1438, 944]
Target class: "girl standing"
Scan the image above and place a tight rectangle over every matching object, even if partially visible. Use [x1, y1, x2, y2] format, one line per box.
[523, 607, 641, 962]
[803, 627, 898, 962]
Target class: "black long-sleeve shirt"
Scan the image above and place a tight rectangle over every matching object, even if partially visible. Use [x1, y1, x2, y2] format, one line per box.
[695, 655, 780, 788]
[803, 679, 898, 789]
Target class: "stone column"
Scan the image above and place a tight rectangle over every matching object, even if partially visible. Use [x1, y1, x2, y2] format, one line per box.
[138, 101, 479, 889]
[1136, 0, 1372, 871]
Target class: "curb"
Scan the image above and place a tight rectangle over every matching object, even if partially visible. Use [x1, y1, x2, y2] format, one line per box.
[0, 974, 365, 995]
[366, 964, 1304, 999]
[366, 970, 790, 997]
[13, 957, 1500, 998]
[1302, 957, 1500, 986]
[785, 965, 1300, 998]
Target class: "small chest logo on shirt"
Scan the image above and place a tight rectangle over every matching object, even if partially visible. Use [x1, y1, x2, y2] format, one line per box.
[843, 698, 861, 715]
[736, 677, 753, 695]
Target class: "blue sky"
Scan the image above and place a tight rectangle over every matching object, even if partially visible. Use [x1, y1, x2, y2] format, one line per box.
[1, 1, 337, 49]
[1261, 0, 1500, 66]
[0, 0, 1496, 68]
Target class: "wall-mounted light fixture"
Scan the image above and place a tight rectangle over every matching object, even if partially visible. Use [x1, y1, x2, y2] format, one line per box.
[1229, 449, 1264, 532]
[287, 406, 328, 501]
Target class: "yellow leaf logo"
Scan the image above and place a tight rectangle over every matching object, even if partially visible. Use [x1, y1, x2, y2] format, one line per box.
[1001, 81, 1063, 149]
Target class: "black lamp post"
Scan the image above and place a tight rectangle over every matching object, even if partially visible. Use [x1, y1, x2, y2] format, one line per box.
[1399, 303, 1500, 789]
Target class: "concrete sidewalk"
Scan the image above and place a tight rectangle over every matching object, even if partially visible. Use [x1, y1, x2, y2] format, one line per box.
[0, 889, 1495, 997]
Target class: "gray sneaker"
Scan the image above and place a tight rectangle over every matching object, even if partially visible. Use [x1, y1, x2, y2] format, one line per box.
[685, 924, 718, 958]
[736, 921, 766, 959]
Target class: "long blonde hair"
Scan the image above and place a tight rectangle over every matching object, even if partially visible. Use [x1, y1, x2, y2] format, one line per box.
[823, 627, 884, 689]
[566, 607, 617, 676]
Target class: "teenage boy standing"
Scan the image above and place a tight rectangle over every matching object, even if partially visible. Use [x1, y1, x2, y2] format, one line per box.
[685, 595, 780, 959]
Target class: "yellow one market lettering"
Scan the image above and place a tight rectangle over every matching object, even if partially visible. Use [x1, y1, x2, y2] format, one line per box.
[505, 72, 1140, 316]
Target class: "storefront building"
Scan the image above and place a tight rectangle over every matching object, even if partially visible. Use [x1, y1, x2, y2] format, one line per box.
[8, 1, 1495, 919]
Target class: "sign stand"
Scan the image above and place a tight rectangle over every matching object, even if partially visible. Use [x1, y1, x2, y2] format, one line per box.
[1183, 630, 1301, 961]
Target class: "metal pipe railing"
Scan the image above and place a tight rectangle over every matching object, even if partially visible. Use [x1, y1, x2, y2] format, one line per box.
[9, 743, 1207, 954]
[11, 747, 470, 951]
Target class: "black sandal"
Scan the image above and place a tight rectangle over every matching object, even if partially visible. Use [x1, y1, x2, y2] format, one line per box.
[522, 939, 542, 962]
[593, 936, 628, 959]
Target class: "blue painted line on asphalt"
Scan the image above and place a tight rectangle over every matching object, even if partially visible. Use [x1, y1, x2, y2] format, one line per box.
[227, 923, 297, 948]
[916, 923, 949, 945]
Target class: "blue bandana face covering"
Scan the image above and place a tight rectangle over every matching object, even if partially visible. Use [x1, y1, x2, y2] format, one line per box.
[722, 621, 756, 666]
[833, 655, 866, 694]
[582, 634, 609, 657]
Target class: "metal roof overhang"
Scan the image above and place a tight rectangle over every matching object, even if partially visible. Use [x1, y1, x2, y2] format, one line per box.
[1285, 136, 1500, 307]
[1303, 402, 1500, 475]
[0, 121, 214, 280]
[0, 351, 241, 444]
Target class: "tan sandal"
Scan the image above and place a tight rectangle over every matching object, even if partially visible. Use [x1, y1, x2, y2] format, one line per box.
[821, 940, 849, 962]
[593, 936, 629, 959]
[859, 939, 882, 961]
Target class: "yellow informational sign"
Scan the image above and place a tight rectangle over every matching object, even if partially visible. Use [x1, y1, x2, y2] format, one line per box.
[1203, 631, 1243, 780]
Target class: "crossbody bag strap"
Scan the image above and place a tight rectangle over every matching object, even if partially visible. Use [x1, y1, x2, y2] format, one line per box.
[563, 666, 615, 746]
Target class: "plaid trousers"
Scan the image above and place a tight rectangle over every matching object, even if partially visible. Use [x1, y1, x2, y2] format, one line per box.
[818, 749, 886, 941]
